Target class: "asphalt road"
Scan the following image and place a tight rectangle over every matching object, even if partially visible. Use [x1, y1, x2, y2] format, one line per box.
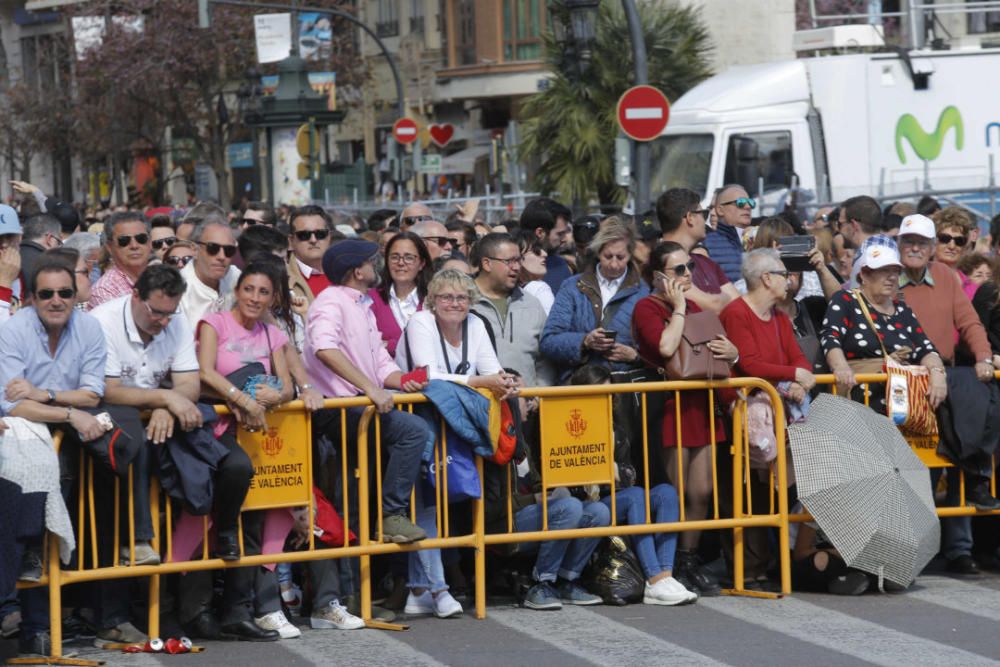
[6, 571, 1000, 666]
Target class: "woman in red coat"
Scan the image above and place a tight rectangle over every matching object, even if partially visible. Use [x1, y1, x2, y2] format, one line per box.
[632, 241, 739, 596]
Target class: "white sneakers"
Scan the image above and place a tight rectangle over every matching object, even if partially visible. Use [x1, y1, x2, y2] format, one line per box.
[254, 610, 301, 639]
[404, 590, 463, 618]
[310, 601, 365, 630]
[643, 576, 698, 606]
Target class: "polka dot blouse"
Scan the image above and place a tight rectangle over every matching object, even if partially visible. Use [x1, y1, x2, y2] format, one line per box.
[820, 289, 937, 364]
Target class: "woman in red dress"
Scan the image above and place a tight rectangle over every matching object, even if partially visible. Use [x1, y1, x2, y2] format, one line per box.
[632, 241, 738, 595]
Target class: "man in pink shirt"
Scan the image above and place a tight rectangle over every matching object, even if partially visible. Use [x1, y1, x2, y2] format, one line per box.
[304, 239, 429, 543]
[88, 211, 152, 310]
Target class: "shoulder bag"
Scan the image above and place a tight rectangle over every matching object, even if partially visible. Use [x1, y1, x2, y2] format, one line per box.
[852, 290, 937, 436]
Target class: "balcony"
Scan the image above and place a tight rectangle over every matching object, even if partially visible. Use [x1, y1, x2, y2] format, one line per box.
[375, 20, 398, 37]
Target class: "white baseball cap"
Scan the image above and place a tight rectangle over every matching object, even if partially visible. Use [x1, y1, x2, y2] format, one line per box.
[0, 204, 21, 236]
[898, 214, 936, 240]
[859, 245, 902, 271]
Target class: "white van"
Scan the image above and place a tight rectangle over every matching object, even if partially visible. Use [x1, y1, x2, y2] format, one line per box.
[652, 44, 1000, 213]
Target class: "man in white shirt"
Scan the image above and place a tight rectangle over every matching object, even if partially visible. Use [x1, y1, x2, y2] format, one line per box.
[178, 216, 240, 327]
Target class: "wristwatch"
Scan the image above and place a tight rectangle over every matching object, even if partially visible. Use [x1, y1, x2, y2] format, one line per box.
[45, 389, 56, 403]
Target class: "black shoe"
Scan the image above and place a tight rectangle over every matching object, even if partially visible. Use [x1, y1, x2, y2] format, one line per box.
[18, 550, 43, 583]
[946, 554, 980, 576]
[828, 571, 871, 596]
[966, 483, 1000, 511]
[18, 631, 51, 657]
[676, 550, 721, 597]
[219, 620, 279, 642]
[183, 611, 221, 640]
[214, 533, 241, 561]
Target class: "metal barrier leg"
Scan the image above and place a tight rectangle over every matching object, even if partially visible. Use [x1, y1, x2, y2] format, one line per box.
[148, 479, 161, 642]
[474, 457, 486, 620]
[48, 527, 62, 658]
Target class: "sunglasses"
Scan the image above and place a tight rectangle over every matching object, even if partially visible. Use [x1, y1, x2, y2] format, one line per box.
[664, 260, 697, 277]
[292, 229, 330, 242]
[403, 215, 433, 226]
[937, 233, 967, 247]
[197, 241, 238, 258]
[423, 236, 456, 248]
[689, 208, 711, 218]
[36, 288, 75, 301]
[152, 236, 177, 250]
[721, 197, 756, 210]
[115, 233, 150, 247]
[165, 254, 194, 267]
[242, 218, 273, 227]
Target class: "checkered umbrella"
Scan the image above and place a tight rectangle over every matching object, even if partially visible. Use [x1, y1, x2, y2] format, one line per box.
[788, 393, 939, 588]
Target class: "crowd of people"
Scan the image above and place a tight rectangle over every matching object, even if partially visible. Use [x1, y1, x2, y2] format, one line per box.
[2, 181, 1000, 658]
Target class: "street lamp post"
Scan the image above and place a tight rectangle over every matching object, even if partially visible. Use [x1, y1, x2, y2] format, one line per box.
[563, 0, 651, 212]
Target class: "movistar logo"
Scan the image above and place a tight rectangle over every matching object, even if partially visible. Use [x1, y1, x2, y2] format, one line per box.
[895, 106, 964, 164]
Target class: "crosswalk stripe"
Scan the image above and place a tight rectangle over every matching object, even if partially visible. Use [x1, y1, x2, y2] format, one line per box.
[906, 575, 1000, 621]
[700, 595, 1000, 666]
[488, 605, 727, 666]
[279, 626, 448, 667]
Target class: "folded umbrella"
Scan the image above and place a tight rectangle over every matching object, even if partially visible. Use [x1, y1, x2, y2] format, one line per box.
[789, 393, 939, 588]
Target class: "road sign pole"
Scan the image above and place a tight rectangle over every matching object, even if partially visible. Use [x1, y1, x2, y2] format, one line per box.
[622, 0, 649, 212]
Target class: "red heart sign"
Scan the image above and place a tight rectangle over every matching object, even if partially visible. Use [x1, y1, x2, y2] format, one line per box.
[429, 123, 454, 147]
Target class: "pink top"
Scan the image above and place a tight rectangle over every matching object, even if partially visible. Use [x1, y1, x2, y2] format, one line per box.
[87, 266, 135, 310]
[199, 310, 288, 376]
[304, 285, 400, 397]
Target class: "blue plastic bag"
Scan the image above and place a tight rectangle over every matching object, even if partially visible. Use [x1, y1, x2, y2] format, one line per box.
[425, 436, 481, 501]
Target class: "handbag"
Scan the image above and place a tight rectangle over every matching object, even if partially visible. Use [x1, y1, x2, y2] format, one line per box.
[426, 437, 481, 501]
[664, 309, 731, 381]
[852, 290, 937, 436]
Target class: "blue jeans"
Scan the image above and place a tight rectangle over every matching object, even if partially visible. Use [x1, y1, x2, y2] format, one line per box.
[408, 489, 448, 592]
[601, 485, 680, 580]
[513, 497, 610, 582]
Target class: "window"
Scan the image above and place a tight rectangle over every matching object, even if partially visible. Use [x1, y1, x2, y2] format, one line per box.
[722, 131, 794, 197]
[968, 7, 1000, 34]
[503, 0, 546, 61]
[376, 0, 398, 37]
[649, 134, 714, 197]
[454, 0, 476, 66]
[410, 0, 424, 34]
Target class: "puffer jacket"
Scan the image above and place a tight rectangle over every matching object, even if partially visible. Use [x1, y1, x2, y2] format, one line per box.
[703, 222, 744, 284]
[471, 287, 555, 387]
[540, 265, 648, 382]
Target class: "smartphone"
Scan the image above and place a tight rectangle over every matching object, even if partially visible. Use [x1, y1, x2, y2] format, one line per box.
[401, 366, 429, 386]
[653, 271, 669, 283]
[602, 329, 619, 342]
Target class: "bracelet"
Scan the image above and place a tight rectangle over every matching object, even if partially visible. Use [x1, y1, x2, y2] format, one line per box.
[227, 386, 238, 396]
[65, 406, 72, 421]
[931, 367, 945, 374]
[674, 312, 686, 318]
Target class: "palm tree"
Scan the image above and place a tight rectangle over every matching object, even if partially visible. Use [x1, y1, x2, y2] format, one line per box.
[520, 2, 713, 208]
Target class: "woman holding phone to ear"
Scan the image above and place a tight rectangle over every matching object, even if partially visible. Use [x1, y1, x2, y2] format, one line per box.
[632, 241, 739, 598]
[541, 218, 649, 382]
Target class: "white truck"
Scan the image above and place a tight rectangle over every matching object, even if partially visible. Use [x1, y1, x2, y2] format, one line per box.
[652, 26, 1000, 215]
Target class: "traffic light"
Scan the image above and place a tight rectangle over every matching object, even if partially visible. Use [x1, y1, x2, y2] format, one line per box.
[295, 121, 319, 180]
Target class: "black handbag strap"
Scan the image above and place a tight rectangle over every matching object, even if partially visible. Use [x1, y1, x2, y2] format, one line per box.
[438, 319, 470, 374]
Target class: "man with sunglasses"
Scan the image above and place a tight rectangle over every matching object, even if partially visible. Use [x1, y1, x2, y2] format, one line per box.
[399, 202, 434, 230]
[704, 184, 755, 283]
[288, 205, 335, 306]
[411, 219, 453, 262]
[0, 257, 151, 651]
[239, 201, 277, 230]
[178, 216, 240, 326]
[88, 211, 152, 310]
[657, 188, 739, 314]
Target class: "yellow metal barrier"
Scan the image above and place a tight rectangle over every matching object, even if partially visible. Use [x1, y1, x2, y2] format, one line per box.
[16, 379, 795, 659]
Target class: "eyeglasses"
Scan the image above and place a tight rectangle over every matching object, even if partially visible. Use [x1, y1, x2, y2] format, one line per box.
[151, 236, 177, 250]
[937, 233, 967, 247]
[721, 197, 756, 210]
[115, 233, 150, 247]
[36, 288, 75, 301]
[665, 260, 697, 277]
[197, 241, 237, 258]
[164, 254, 194, 267]
[486, 255, 523, 267]
[142, 300, 180, 321]
[435, 293, 469, 305]
[388, 252, 419, 265]
[767, 270, 790, 279]
[403, 215, 433, 226]
[899, 235, 933, 248]
[423, 236, 455, 249]
[292, 229, 330, 242]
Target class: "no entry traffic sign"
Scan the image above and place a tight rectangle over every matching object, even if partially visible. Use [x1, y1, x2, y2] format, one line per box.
[616, 85, 670, 142]
[392, 118, 419, 145]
